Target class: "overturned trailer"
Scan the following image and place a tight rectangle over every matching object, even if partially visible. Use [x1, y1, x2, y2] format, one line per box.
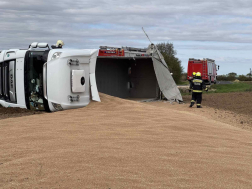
[96, 45, 183, 101]
[0, 42, 182, 112]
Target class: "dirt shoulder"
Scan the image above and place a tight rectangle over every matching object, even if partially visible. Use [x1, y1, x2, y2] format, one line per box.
[148, 100, 252, 131]
[148, 92, 252, 131]
[178, 92, 252, 131]
[183, 92, 252, 117]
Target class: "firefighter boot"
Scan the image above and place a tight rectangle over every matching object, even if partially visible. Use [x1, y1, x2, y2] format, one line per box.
[197, 105, 202, 108]
[189, 102, 195, 108]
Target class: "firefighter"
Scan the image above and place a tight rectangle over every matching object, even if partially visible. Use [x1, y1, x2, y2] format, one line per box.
[51, 40, 64, 49]
[188, 72, 196, 93]
[189, 72, 196, 86]
[192, 72, 196, 79]
[189, 72, 208, 108]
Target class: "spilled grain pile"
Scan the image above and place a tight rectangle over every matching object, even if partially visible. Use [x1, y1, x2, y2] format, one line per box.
[1, 93, 252, 188]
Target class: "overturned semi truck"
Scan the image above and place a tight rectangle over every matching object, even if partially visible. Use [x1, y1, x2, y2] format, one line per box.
[0, 42, 182, 112]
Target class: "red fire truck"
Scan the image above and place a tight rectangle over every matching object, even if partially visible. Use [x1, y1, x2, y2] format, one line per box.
[187, 58, 219, 85]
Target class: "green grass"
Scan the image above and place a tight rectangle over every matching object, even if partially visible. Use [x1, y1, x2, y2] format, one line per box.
[179, 82, 252, 96]
[177, 81, 189, 85]
[209, 82, 252, 93]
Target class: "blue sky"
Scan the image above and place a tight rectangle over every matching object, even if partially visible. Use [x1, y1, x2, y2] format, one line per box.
[0, 0, 251, 75]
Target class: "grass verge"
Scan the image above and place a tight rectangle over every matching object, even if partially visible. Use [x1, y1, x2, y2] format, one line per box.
[209, 82, 252, 93]
[177, 81, 189, 85]
[180, 82, 252, 96]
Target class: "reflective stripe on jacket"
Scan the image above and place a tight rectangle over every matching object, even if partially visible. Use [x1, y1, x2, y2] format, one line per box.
[190, 78, 206, 93]
[193, 90, 203, 93]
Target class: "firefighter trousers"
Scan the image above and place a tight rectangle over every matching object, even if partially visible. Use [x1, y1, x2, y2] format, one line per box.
[191, 92, 202, 106]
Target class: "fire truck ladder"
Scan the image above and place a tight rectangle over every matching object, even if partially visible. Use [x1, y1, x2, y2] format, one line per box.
[202, 62, 209, 84]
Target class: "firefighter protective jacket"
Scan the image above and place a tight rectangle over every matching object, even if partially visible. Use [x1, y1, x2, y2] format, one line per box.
[190, 78, 206, 93]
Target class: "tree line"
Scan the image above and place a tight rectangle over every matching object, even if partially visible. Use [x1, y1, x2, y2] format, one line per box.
[217, 72, 252, 81]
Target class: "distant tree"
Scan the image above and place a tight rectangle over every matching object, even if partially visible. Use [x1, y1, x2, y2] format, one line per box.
[156, 42, 183, 84]
[217, 75, 229, 81]
[217, 74, 237, 81]
[224, 72, 237, 81]
[238, 75, 247, 81]
[218, 74, 252, 81]
[181, 72, 188, 82]
[228, 72, 237, 77]
[238, 75, 252, 81]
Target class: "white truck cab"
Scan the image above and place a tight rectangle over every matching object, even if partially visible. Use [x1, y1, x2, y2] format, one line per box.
[0, 42, 100, 112]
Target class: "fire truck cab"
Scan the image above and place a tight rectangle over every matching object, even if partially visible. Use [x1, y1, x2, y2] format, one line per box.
[187, 58, 219, 85]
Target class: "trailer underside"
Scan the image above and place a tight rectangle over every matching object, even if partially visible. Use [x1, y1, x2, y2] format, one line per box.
[96, 57, 159, 99]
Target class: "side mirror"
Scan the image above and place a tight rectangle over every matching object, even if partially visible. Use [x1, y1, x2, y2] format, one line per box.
[218, 65, 220, 70]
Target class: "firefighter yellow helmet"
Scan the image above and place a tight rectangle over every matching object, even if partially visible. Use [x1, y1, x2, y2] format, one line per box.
[56, 40, 64, 47]
[192, 72, 196, 76]
[196, 72, 201, 77]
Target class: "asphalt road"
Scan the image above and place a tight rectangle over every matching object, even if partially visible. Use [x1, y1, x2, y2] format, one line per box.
[216, 81, 233, 85]
[178, 81, 233, 86]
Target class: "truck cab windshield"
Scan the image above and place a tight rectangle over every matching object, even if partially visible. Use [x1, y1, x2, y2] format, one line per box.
[25, 50, 49, 111]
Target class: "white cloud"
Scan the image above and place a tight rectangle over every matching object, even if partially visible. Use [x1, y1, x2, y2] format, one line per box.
[0, 0, 251, 74]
